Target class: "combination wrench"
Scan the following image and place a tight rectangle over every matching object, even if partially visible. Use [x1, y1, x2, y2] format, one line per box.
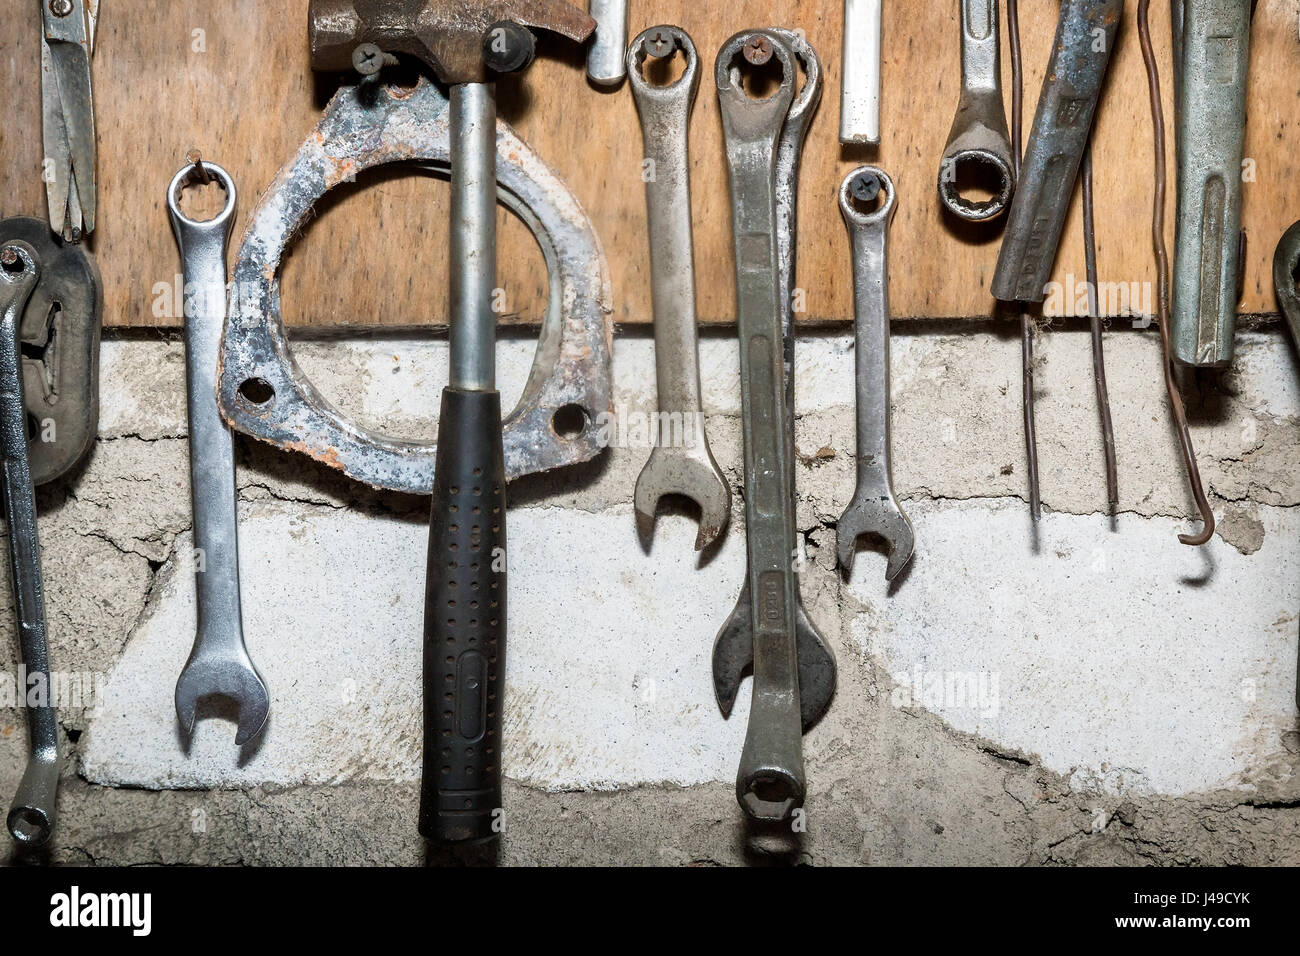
[837, 167, 914, 581]
[167, 160, 270, 746]
[1, 242, 59, 846]
[1170, 0, 1252, 367]
[937, 0, 1015, 222]
[628, 26, 731, 552]
[992, 0, 1123, 303]
[714, 30, 835, 822]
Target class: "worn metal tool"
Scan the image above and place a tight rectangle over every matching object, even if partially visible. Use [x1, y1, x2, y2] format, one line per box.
[713, 30, 835, 823]
[587, 0, 628, 86]
[840, 0, 882, 145]
[938, 0, 1015, 222]
[41, 0, 98, 242]
[837, 167, 913, 581]
[1271, 221, 1300, 711]
[992, 0, 1122, 303]
[628, 26, 730, 551]
[225, 2, 606, 844]
[1, 242, 59, 847]
[0, 217, 101, 486]
[166, 160, 270, 747]
[1170, 0, 1251, 368]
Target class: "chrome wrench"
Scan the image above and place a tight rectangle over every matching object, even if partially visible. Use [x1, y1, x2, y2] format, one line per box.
[840, 0, 882, 144]
[167, 160, 270, 746]
[629, 26, 731, 551]
[1170, 0, 1251, 367]
[938, 0, 1015, 221]
[991, 0, 1123, 303]
[1, 241, 59, 846]
[837, 167, 914, 581]
[714, 30, 834, 822]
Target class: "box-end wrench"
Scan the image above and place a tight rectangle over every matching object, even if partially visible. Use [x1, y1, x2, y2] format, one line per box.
[1170, 0, 1251, 368]
[167, 161, 270, 746]
[1, 242, 59, 846]
[992, 0, 1123, 303]
[628, 26, 731, 551]
[587, 0, 628, 87]
[840, 0, 882, 145]
[714, 30, 834, 822]
[837, 168, 914, 582]
[938, 0, 1015, 222]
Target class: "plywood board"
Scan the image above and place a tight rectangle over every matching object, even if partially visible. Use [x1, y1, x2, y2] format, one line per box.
[0, 0, 1293, 327]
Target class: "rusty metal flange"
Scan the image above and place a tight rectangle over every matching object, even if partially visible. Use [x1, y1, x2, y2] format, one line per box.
[218, 77, 613, 493]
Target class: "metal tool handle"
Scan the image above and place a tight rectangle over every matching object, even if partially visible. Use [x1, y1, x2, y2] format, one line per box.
[421, 387, 506, 844]
[1170, 0, 1251, 367]
[717, 33, 805, 821]
[991, 0, 1122, 303]
[840, 0, 882, 144]
[842, 170, 897, 498]
[586, 0, 628, 86]
[1, 243, 59, 846]
[629, 28, 704, 422]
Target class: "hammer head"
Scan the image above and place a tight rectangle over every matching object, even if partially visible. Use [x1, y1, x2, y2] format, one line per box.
[309, 0, 596, 84]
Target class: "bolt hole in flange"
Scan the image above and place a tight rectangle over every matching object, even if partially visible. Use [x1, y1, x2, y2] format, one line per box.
[238, 377, 276, 407]
[551, 404, 587, 440]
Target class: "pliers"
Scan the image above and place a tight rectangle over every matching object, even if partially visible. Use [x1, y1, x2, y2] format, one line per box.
[40, 0, 98, 242]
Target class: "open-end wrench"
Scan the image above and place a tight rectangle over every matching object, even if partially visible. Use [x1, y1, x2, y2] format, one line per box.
[1170, 0, 1251, 368]
[770, 27, 838, 735]
[167, 160, 270, 746]
[713, 29, 836, 817]
[837, 167, 914, 582]
[587, 0, 628, 87]
[629, 26, 731, 552]
[938, 0, 1015, 221]
[1, 241, 59, 847]
[714, 30, 834, 822]
[840, 0, 882, 145]
[992, 0, 1123, 303]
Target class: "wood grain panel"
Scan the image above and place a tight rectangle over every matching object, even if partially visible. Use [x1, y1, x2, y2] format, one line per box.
[0, 0, 1292, 327]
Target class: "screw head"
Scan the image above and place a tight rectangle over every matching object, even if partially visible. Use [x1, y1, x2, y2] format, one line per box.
[352, 42, 384, 76]
[646, 29, 674, 59]
[482, 21, 536, 75]
[743, 35, 773, 66]
[49, 0, 73, 17]
[850, 172, 883, 203]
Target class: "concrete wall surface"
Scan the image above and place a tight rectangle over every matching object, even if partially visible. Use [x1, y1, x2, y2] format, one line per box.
[2, 323, 1298, 866]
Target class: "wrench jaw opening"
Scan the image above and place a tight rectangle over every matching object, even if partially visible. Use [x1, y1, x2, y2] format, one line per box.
[633, 447, 732, 551]
[836, 497, 915, 582]
[737, 766, 804, 823]
[712, 586, 837, 733]
[175, 650, 272, 747]
[627, 24, 698, 97]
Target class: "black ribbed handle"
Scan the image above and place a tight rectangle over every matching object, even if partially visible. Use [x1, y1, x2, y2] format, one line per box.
[420, 387, 507, 844]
